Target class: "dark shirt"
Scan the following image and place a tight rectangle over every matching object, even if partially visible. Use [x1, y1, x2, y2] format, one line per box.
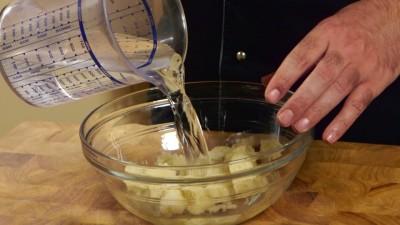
[180, 0, 400, 145]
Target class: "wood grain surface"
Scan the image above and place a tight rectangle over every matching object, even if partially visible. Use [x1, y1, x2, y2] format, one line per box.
[0, 121, 399, 225]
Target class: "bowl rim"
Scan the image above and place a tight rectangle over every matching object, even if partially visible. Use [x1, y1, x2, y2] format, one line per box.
[79, 81, 312, 182]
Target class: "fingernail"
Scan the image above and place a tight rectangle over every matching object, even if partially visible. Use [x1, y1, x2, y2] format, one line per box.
[278, 109, 294, 127]
[326, 131, 338, 144]
[295, 118, 310, 133]
[267, 89, 281, 103]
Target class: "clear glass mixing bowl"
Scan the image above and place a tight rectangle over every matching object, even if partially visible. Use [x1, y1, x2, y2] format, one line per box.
[80, 81, 313, 225]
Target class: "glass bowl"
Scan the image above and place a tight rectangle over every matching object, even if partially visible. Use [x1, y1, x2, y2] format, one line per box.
[80, 81, 313, 225]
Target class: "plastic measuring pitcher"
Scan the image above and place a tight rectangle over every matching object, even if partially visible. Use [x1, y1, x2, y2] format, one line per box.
[0, 0, 187, 107]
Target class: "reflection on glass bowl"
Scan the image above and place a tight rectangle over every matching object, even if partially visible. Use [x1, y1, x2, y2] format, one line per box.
[80, 81, 313, 225]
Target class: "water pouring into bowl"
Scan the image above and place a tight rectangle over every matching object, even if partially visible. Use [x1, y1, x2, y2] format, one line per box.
[0, 0, 207, 159]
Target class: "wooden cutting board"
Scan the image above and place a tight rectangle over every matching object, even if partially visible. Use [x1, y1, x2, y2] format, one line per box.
[0, 121, 399, 225]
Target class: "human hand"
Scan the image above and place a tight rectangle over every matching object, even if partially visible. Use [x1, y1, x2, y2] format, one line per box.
[264, 0, 400, 143]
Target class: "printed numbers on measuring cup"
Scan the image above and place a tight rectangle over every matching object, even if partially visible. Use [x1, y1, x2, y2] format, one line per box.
[0, 0, 154, 106]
